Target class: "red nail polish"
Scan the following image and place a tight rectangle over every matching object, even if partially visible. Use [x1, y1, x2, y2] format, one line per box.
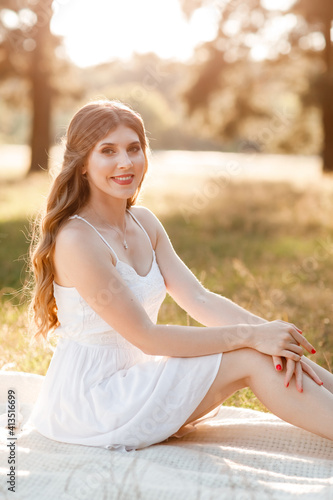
[276, 364, 282, 371]
[286, 382, 289, 387]
[320, 382, 324, 385]
[311, 349, 316, 354]
[300, 388, 303, 393]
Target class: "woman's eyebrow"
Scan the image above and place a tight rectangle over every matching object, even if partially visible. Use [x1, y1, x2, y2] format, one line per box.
[99, 141, 141, 147]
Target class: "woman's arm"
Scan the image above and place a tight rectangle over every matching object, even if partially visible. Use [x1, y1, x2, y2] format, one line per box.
[178, 289, 267, 328]
[141, 207, 266, 328]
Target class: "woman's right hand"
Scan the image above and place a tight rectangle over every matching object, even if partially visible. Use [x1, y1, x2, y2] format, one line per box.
[251, 320, 316, 361]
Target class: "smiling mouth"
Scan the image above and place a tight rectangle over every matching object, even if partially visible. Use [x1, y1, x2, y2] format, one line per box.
[111, 175, 134, 185]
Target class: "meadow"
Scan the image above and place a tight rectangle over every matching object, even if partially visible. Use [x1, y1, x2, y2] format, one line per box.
[1, 155, 333, 413]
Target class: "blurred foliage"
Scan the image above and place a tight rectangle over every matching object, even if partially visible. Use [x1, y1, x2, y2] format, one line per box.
[0, 50, 224, 151]
[0, 49, 325, 155]
[179, 0, 333, 169]
[0, 77, 30, 143]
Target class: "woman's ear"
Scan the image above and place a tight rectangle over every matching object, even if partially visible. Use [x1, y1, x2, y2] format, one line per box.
[82, 165, 87, 175]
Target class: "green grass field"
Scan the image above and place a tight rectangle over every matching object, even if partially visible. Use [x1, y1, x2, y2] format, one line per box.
[1, 164, 333, 413]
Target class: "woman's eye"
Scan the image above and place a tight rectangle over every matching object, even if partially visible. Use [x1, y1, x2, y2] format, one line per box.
[102, 149, 114, 155]
[129, 146, 140, 153]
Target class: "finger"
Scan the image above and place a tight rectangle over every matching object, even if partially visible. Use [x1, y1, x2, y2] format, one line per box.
[300, 360, 324, 386]
[295, 361, 303, 393]
[287, 343, 304, 356]
[281, 350, 302, 363]
[291, 323, 303, 334]
[273, 355, 283, 371]
[277, 320, 302, 334]
[288, 329, 316, 354]
[288, 322, 303, 334]
[284, 358, 295, 387]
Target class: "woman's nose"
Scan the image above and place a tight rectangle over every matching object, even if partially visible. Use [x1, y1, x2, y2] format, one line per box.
[117, 151, 133, 168]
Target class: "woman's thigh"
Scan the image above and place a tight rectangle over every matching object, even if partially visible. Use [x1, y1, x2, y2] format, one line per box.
[181, 348, 269, 427]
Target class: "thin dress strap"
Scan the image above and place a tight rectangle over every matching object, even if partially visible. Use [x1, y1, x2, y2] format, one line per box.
[68, 215, 119, 262]
[127, 210, 154, 252]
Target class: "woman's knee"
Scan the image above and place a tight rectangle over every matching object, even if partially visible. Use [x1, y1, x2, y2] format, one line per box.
[220, 348, 271, 384]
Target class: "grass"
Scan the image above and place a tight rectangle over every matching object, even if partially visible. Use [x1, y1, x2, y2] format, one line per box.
[1, 166, 333, 413]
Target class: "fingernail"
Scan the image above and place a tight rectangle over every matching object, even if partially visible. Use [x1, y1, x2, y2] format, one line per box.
[276, 364, 282, 371]
[286, 382, 289, 388]
[320, 381, 324, 385]
[311, 349, 316, 354]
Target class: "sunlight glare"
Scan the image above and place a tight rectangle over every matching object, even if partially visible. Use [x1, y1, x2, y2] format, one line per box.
[299, 32, 326, 52]
[0, 9, 20, 29]
[261, 0, 296, 11]
[223, 19, 241, 37]
[51, 0, 217, 67]
[189, 7, 219, 43]
[250, 45, 269, 61]
[264, 14, 298, 43]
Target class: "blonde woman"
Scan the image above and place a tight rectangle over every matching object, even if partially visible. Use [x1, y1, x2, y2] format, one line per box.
[28, 100, 333, 452]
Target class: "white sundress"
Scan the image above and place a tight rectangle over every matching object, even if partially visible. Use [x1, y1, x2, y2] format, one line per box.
[28, 210, 223, 452]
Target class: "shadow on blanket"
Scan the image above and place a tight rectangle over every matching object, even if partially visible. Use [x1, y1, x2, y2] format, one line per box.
[0, 371, 332, 500]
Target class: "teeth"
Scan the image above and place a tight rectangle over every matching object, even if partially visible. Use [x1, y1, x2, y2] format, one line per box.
[114, 176, 132, 181]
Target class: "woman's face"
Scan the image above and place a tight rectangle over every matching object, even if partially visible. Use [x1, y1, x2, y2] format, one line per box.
[83, 124, 146, 203]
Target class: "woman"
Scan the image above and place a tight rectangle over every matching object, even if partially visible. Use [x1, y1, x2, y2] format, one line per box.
[28, 99, 333, 452]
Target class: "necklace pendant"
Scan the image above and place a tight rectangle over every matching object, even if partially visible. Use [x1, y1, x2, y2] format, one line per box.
[124, 241, 128, 250]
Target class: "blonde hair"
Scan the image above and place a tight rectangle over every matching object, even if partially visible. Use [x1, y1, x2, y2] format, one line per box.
[29, 99, 149, 341]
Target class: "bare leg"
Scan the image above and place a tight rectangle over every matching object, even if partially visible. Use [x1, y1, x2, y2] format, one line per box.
[181, 349, 333, 441]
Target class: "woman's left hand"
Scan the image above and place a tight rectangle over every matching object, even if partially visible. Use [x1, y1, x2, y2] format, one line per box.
[272, 356, 323, 392]
[284, 357, 323, 392]
[271, 320, 304, 372]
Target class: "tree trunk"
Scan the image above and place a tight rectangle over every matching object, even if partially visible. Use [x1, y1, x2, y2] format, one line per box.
[28, 2, 53, 174]
[322, 78, 333, 173]
[322, 17, 333, 173]
[29, 53, 52, 173]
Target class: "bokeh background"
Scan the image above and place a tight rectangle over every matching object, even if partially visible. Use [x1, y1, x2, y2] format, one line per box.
[1, 0, 333, 411]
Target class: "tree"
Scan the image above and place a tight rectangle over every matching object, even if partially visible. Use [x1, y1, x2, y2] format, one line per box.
[0, 0, 61, 173]
[180, 0, 333, 171]
[290, 1, 333, 171]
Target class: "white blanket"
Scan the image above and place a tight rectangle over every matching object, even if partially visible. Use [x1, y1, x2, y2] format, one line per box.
[0, 370, 332, 500]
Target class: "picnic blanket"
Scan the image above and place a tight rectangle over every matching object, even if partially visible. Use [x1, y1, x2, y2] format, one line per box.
[0, 370, 332, 500]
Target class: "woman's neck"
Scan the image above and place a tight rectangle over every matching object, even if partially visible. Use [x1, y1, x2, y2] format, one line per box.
[79, 197, 128, 229]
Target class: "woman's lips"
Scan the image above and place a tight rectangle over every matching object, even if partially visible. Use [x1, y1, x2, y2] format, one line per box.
[111, 175, 134, 185]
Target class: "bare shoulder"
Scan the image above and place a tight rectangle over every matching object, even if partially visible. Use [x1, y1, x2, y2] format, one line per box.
[130, 205, 160, 225]
[53, 217, 115, 286]
[54, 217, 111, 260]
[130, 206, 163, 246]
[55, 217, 91, 249]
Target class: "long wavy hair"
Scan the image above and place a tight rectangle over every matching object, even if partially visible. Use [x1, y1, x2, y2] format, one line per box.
[29, 99, 150, 342]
